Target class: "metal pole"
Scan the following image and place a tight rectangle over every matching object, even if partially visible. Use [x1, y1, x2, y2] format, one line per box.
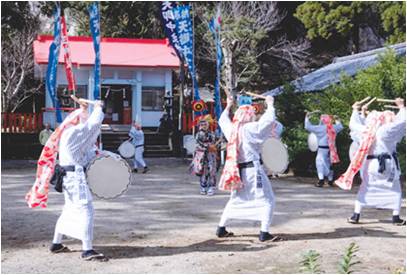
[178, 60, 184, 131]
[191, 3, 195, 137]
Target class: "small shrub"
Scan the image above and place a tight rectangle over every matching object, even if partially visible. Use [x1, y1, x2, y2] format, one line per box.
[338, 242, 361, 274]
[300, 250, 322, 274]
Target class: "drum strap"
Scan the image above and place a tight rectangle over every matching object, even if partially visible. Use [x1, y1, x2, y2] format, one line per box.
[61, 165, 86, 173]
[367, 152, 399, 173]
[318, 146, 329, 149]
[135, 144, 144, 148]
[238, 159, 263, 170]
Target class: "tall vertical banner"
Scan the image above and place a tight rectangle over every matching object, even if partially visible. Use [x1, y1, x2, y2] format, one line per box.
[60, 16, 76, 93]
[161, 1, 183, 60]
[88, 2, 101, 100]
[45, 4, 62, 123]
[172, 5, 200, 101]
[209, 7, 223, 135]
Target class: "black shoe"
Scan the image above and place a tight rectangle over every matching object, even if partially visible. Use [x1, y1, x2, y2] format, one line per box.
[216, 226, 234, 238]
[328, 180, 334, 187]
[81, 250, 108, 262]
[142, 167, 149, 174]
[347, 213, 360, 224]
[50, 243, 70, 253]
[132, 168, 138, 173]
[314, 180, 324, 187]
[392, 215, 406, 226]
[259, 231, 280, 242]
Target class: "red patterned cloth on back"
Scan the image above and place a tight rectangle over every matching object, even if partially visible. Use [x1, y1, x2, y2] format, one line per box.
[320, 114, 340, 164]
[218, 105, 256, 191]
[335, 110, 395, 190]
[25, 108, 87, 208]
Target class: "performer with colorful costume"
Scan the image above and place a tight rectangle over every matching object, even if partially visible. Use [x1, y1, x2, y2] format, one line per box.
[336, 98, 406, 226]
[190, 115, 218, 195]
[25, 97, 108, 261]
[305, 113, 343, 187]
[216, 95, 278, 242]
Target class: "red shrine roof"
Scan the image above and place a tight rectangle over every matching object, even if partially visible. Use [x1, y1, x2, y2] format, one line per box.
[33, 35, 180, 69]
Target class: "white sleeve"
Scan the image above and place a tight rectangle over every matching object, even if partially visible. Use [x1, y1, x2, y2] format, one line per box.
[243, 106, 276, 144]
[305, 117, 318, 133]
[349, 110, 365, 134]
[219, 109, 233, 141]
[304, 117, 325, 134]
[67, 106, 104, 152]
[334, 121, 344, 133]
[275, 121, 284, 138]
[380, 108, 406, 143]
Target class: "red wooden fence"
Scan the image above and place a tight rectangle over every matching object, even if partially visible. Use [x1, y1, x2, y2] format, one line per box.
[1, 113, 43, 133]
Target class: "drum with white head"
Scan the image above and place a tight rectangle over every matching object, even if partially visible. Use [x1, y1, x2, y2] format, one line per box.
[262, 137, 289, 174]
[307, 133, 318, 152]
[86, 151, 132, 199]
[118, 139, 135, 158]
[183, 135, 197, 156]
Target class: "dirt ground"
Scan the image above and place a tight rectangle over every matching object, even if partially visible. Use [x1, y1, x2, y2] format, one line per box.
[1, 158, 406, 274]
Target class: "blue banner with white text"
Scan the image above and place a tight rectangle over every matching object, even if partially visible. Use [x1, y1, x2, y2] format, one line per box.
[45, 4, 62, 123]
[89, 3, 101, 100]
[173, 5, 200, 101]
[209, 11, 223, 134]
[161, 1, 183, 60]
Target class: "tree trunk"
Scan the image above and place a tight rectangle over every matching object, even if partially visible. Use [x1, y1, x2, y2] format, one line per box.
[222, 44, 237, 100]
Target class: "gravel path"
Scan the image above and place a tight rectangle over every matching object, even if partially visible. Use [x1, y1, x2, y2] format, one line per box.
[1, 158, 405, 273]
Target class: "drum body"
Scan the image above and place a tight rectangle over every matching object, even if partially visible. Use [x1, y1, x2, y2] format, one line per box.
[118, 140, 135, 158]
[307, 133, 318, 152]
[262, 137, 289, 174]
[86, 151, 132, 199]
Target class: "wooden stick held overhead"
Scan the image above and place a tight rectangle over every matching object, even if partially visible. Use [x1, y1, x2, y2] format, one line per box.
[363, 97, 377, 108]
[242, 91, 267, 100]
[70, 95, 99, 105]
[358, 96, 371, 105]
[384, 105, 400, 109]
[377, 98, 397, 103]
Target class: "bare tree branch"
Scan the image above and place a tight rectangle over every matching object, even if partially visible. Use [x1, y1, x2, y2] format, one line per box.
[2, 25, 43, 112]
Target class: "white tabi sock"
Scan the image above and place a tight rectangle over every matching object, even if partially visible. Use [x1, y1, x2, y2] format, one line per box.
[82, 240, 93, 251]
[219, 214, 228, 227]
[354, 201, 362, 214]
[392, 209, 400, 216]
[317, 172, 324, 181]
[261, 221, 271, 233]
[52, 232, 63, 244]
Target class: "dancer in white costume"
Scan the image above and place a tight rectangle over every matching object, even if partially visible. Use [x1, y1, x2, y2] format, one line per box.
[51, 99, 108, 261]
[343, 98, 406, 225]
[305, 113, 343, 187]
[216, 96, 278, 242]
[129, 121, 149, 173]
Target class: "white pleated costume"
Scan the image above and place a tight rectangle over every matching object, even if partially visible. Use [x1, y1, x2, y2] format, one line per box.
[218, 106, 276, 232]
[53, 106, 104, 250]
[129, 126, 146, 169]
[305, 117, 343, 181]
[349, 108, 405, 213]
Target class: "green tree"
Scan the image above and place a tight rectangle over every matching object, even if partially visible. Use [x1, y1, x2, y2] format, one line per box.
[285, 50, 406, 176]
[40, 2, 164, 38]
[294, 2, 406, 52]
